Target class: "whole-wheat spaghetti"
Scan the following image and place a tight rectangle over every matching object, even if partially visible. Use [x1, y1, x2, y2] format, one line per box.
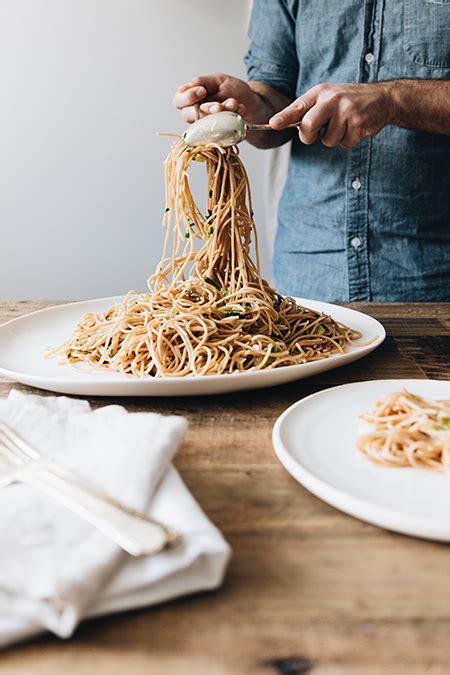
[357, 390, 450, 471]
[50, 139, 362, 378]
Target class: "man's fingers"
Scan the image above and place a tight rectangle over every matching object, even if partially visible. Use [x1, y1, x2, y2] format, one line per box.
[321, 114, 347, 148]
[177, 82, 194, 93]
[298, 102, 333, 144]
[181, 105, 216, 123]
[207, 98, 246, 115]
[340, 127, 361, 148]
[174, 75, 240, 112]
[340, 116, 363, 148]
[200, 102, 228, 114]
[269, 100, 308, 129]
[181, 101, 246, 124]
[189, 74, 225, 93]
[177, 74, 223, 95]
[269, 95, 315, 129]
[180, 106, 198, 124]
[199, 102, 220, 114]
[173, 85, 207, 110]
[179, 100, 246, 124]
[221, 98, 239, 111]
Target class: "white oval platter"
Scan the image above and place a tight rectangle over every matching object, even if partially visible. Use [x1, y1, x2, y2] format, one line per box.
[0, 296, 385, 396]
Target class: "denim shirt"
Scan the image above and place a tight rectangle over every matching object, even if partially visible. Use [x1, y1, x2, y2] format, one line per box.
[244, 0, 450, 302]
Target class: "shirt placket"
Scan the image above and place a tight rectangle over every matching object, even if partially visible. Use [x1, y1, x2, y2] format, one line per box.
[345, 0, 384, 302]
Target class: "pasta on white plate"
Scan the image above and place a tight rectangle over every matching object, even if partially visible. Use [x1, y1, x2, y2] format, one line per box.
[357, 390, 450, 471]
[50, 139, 362, 378]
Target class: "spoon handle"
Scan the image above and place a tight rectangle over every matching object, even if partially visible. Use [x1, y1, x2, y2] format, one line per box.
[247, 122, 300, 131]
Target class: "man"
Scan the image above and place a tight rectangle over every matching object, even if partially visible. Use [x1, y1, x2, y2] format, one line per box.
[174, 1, 450, 302]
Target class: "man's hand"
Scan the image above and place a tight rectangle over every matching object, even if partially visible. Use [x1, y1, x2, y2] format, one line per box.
[173, 73, 269, 124]
[270, 82, 393, 148]
[173, 73, 294, 148]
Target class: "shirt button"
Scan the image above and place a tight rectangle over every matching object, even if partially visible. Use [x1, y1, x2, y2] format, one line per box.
[352, 178, 362, 191]
[351, 237, 362, 249]
[365, 52, 374, 64]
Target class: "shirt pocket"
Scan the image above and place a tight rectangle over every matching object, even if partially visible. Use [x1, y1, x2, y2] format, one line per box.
[404, 0, 450, 68]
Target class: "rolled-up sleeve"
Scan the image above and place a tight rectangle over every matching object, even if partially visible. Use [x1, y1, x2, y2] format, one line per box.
[244, 0, 299, 100]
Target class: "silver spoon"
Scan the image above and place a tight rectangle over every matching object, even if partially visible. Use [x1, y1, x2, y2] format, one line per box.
[183, 110, 299, 148]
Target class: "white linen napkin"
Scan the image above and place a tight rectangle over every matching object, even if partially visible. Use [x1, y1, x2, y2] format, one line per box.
[0, 391, 230, 648]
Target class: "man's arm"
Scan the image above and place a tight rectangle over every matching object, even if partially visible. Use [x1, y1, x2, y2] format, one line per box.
[270, 79, 450, 148]
[388, 79, 450, 136]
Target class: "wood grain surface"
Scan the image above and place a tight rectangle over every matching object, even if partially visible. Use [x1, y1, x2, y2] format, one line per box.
[0, 301, 449, 675]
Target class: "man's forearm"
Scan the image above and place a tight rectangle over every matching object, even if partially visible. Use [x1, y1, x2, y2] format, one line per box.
[386, 79, 450, 135]
[246, 82, 294, 148]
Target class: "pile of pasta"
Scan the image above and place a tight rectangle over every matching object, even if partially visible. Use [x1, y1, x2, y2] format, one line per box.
[358, 390, 450, 471]
[51, 140, 361, 378]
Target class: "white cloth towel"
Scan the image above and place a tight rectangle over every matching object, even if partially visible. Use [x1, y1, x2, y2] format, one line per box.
[0, 391, 230, 648]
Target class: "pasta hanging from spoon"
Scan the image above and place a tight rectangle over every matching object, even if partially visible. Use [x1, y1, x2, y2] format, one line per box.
[50, 139, 362, 377]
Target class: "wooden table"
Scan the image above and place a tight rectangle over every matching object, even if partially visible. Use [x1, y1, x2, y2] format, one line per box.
[1, 301, 449, 675]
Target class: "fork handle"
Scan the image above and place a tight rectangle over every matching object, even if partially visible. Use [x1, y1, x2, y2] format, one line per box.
[17, 467, 176, 556]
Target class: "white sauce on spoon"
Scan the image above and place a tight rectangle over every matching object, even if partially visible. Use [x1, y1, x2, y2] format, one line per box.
[183, 111, 247, 148]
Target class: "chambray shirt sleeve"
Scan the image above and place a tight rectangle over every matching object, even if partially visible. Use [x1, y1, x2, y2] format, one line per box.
[244, 0, 299, 99]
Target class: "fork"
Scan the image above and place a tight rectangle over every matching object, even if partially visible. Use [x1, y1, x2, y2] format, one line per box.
[0, 422, 179, 556]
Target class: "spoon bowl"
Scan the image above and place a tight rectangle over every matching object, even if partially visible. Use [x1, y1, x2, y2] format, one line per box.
[183, 111, 247, 148]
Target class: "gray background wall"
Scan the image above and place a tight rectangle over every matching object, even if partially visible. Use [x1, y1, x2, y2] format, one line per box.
[0, 0, 273, 300]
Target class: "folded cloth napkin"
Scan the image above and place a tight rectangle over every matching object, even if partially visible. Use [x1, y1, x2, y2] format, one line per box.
[0, 390, 230, 648]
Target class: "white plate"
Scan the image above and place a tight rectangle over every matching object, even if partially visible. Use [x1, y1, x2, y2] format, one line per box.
[0, 296, 384, 397]
[273, 379, 450, 541]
